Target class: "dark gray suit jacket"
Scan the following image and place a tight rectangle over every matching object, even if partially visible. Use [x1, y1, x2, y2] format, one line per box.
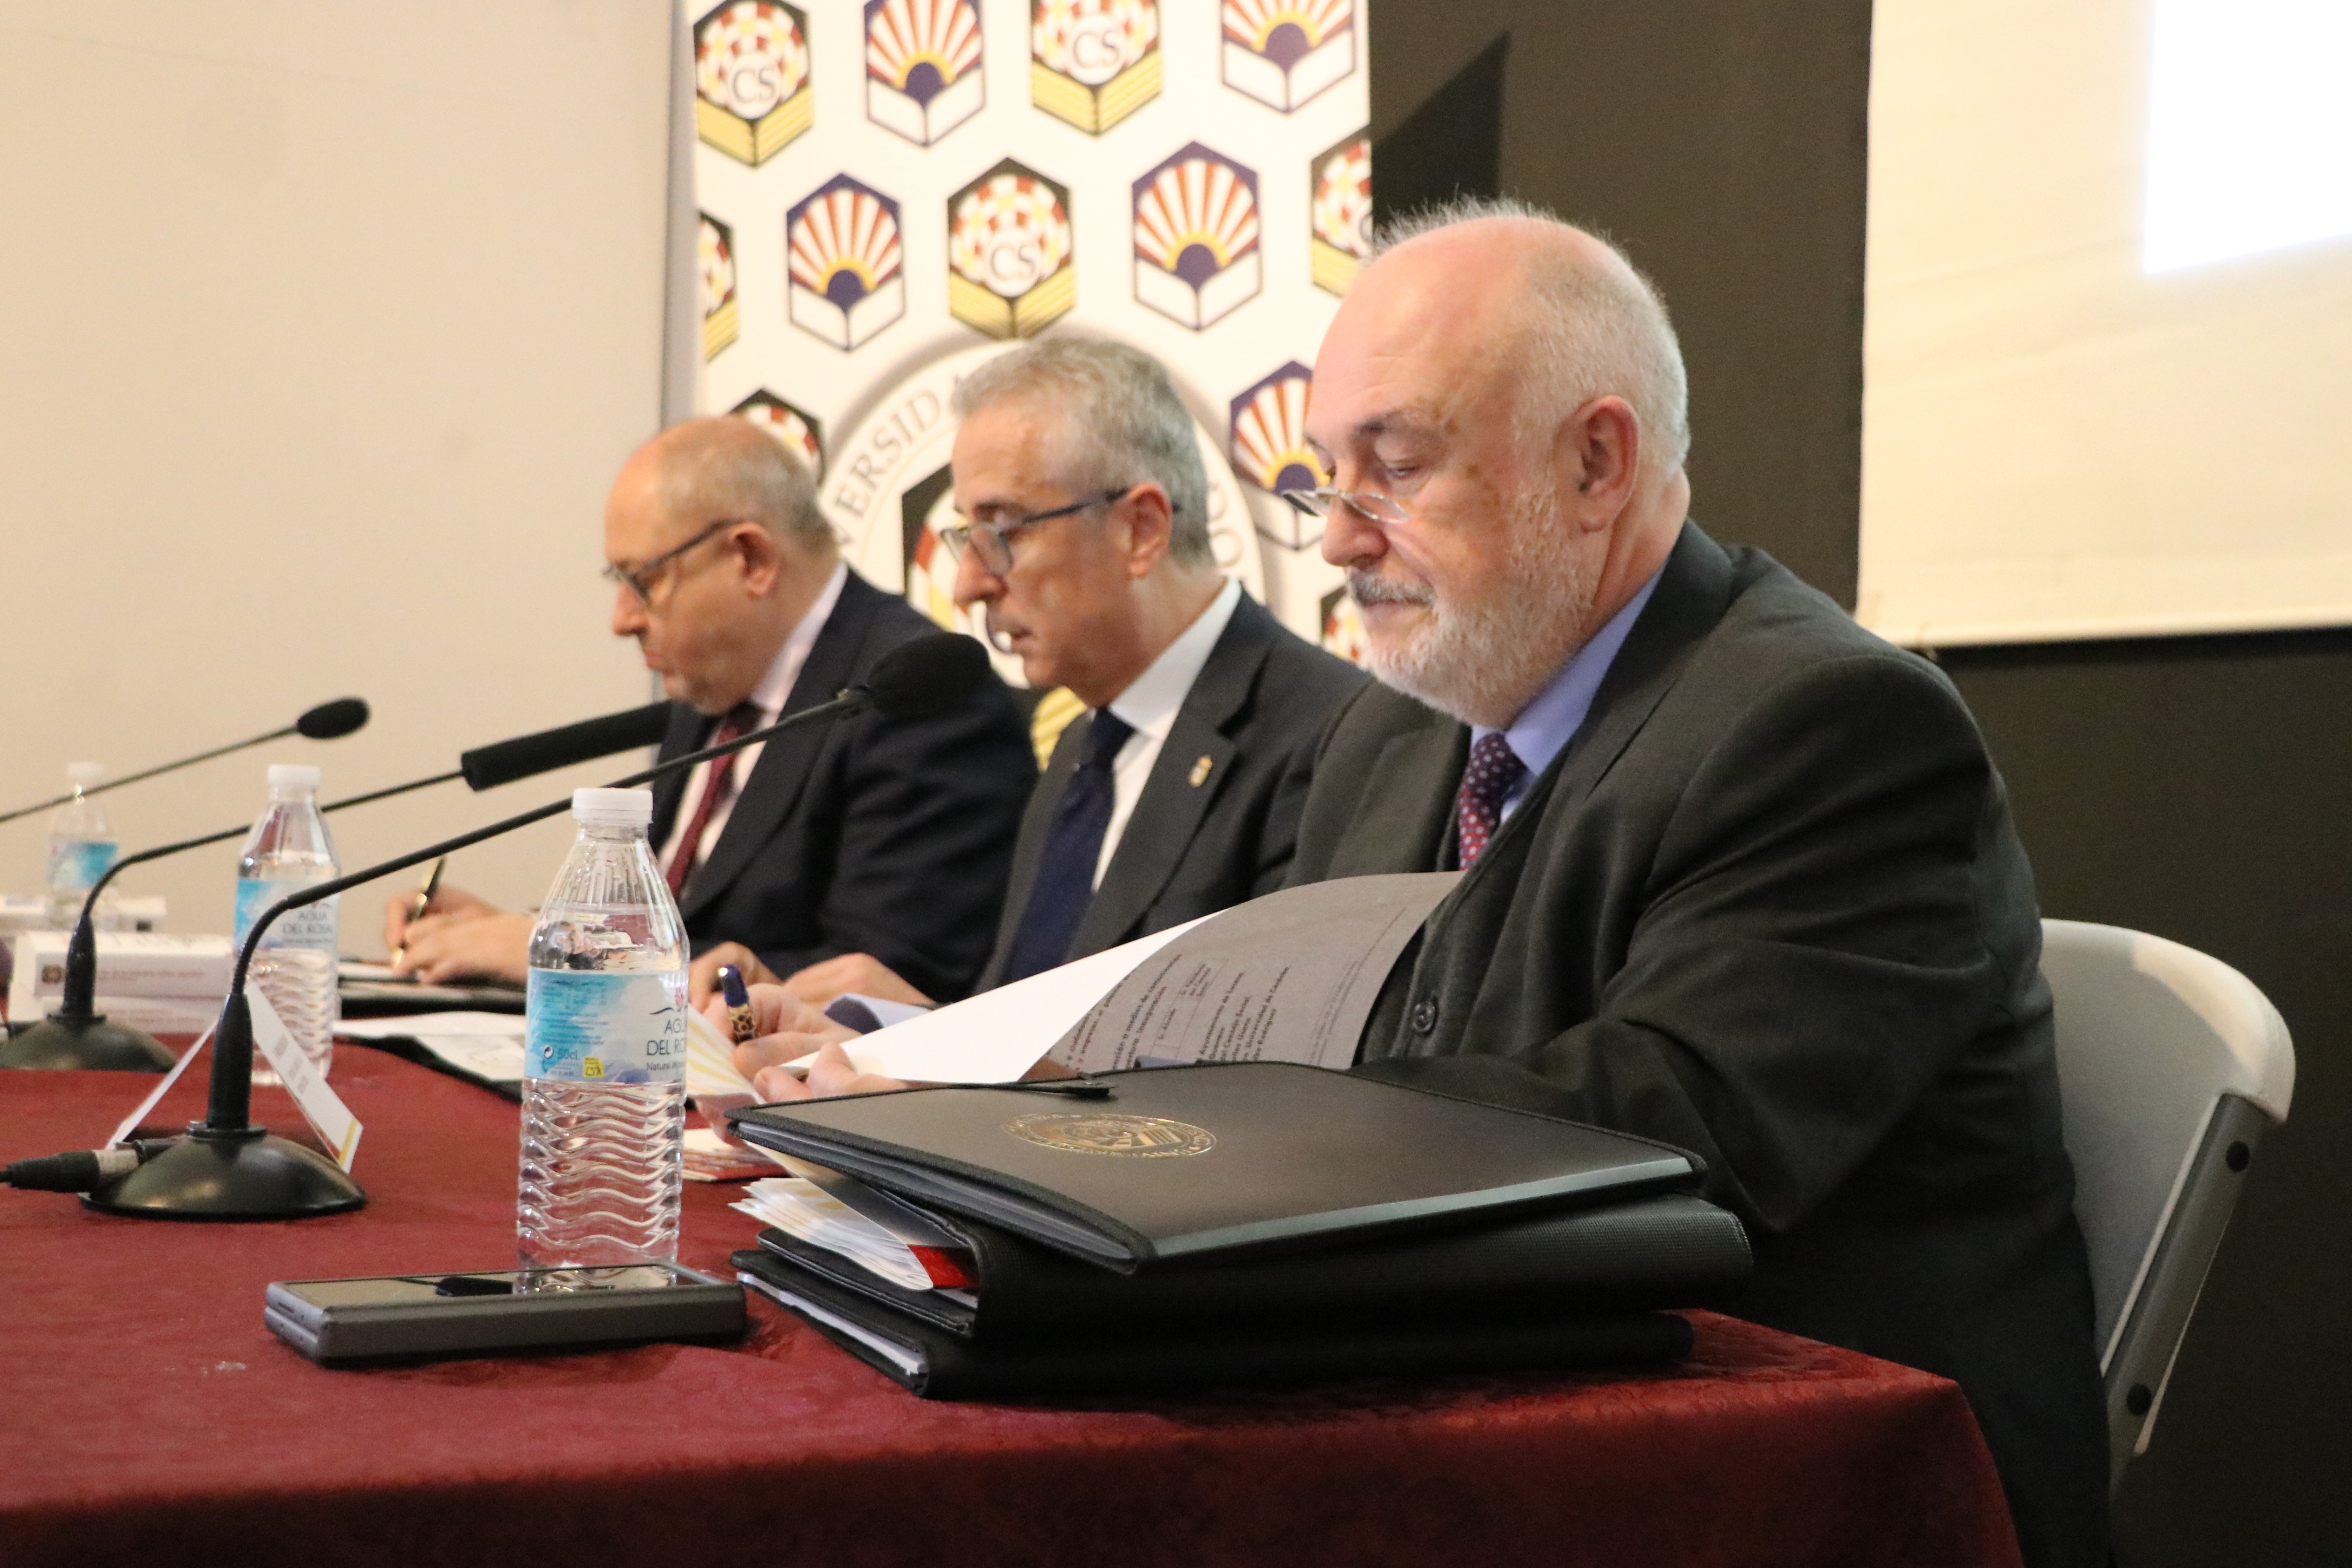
[651, 570, 1034, 1004]
[1290, 524, 2107, 1568]
[977, 592, 1366, 989]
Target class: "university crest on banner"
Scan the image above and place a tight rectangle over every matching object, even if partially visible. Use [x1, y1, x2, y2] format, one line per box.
[949, 160, 1077, 339]
[731, 390, 825, 479]
[866, 0, 986, 146]
[1221, 0, 1356, 113]
[787, 175, 907, 351]
[1031, 0, 1162, 135]
[694, 1, 813, 167]
[1133, 143, 1262, 331]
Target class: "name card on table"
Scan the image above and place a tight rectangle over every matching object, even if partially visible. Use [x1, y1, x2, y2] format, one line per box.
[248, 988, 364, 1172]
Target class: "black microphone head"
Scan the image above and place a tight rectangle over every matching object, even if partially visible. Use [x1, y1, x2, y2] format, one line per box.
[865, 632, 994, 719]
[462, 703, 672, 791]
[297, 698, 371, 740]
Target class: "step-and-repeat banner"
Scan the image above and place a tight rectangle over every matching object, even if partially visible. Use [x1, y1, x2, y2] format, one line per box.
[683, 0, 1373, 714]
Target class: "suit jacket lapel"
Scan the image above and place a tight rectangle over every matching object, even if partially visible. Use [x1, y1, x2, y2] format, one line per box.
[1499, 521, 1736, 835]
[980, 718, 1083, 984]
[680, 573, 877, 923]
[1066, 596, 1277, 953]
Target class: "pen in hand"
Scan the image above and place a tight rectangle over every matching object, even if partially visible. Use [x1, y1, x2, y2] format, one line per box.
[718, 963, 758, 1046]
[390, 856, 446, 970]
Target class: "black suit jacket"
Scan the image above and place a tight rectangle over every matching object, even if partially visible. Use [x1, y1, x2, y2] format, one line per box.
[651, 570, 1034, 1003]
[977, 592, 1366, 988]
[1290, 524, 2107, 1568]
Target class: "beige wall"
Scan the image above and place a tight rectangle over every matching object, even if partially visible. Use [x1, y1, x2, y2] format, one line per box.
[0, 1, 676, 952]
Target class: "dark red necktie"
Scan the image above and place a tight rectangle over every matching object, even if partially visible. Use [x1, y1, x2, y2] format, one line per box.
[1455, 732, 1527, 869]
[665, 701, 761, 898]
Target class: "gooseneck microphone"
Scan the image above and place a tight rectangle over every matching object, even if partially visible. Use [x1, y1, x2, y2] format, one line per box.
[75, 633, 985, 1218]
[1, 699, 691, 1073]
[0, 699, 372, 825]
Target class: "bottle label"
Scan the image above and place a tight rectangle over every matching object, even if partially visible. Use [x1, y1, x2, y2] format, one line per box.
[235, 878, 339, 950]
[47, 839, 116, 891]
[525, 969, 689, 1085]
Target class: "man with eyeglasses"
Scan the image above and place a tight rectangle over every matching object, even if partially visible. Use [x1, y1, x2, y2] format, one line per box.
[1275, 202, 2105, 1568]
[697, 336, 1364, 1016]
[383, 415, 1033, 1004]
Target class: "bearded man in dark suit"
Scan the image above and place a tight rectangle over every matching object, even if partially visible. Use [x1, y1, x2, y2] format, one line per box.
[1279, 201, 2107, 1568]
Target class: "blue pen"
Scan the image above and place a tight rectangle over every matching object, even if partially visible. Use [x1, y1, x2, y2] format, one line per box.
[717, 963, 757, 1045]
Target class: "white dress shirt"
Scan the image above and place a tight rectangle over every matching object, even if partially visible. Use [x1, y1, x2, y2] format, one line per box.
[657, 561, 848, 885]
[1091, 577, 1243, 888]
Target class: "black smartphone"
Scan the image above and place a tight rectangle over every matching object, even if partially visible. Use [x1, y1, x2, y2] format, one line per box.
[265, 1263, 746, 1364]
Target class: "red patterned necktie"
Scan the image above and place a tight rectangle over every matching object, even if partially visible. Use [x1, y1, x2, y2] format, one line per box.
[1455, 731, 1527, 869]
[665, 701, 761, 898]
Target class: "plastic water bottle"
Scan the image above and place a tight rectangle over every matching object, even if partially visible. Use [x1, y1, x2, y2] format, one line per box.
[234, 763, 342, 1079]
[45, 763, 117, 928]
[517, 788, 688, 1272]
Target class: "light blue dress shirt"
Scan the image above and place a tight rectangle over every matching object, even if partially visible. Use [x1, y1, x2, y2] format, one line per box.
[1474, 563, 1667, 824]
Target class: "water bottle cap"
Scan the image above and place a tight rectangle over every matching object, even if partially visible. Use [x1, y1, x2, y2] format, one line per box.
[571, 787, 653, 827]
[66, 762, 106, 786]
[268, 763, 322, 790]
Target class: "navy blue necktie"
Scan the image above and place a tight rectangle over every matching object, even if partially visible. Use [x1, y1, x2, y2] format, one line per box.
[1002, 709, 1135, 982]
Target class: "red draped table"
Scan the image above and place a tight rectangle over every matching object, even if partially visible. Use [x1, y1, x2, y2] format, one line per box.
[0, 1048, 2021, 1568]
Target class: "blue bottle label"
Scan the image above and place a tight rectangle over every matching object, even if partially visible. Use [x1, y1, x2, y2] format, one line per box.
[525, 969, 689, 1084]
[235, 878, 340, 949]
[46, 839, 116, 891]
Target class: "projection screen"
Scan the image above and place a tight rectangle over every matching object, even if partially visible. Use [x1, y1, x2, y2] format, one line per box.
[1858, 0, 2352, 646]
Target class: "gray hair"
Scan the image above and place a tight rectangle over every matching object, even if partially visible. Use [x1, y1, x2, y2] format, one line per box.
[952, 338, 1213, 567]
[1374, 197, 1691, 478]
[659, 415, 830, 545]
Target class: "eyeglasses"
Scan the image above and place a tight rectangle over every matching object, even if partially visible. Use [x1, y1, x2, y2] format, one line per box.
[937, 487, 1132, 576]
[602, 519, 737, 607]
[1278, 486, 1412, 526]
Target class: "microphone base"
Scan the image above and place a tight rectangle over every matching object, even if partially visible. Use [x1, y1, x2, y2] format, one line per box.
[0, 1013, 175, 1073]
[80, 1125, 365, 1219]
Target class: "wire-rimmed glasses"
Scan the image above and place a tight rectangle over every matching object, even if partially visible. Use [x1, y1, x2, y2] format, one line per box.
[601, 518, 738, 607]
[1277, 486, 1412, 525]
[937, 486, 1132, 575]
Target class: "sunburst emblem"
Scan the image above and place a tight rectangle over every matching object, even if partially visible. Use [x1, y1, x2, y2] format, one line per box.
[1221, 0, 1355, 113]
[865, 0, 985, 146]
[1230, 362, 1327, 553]
[1030, 0, 1162, 135]
[1133, 143, 1262, 330]
[698, 213, 739, 360]
[693, 1, 813, 166]
[949, 161, 1076, 339]
[786, 174, 907, 352]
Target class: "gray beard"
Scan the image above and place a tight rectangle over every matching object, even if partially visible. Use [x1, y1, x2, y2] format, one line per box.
[1350, 502, 1599, 729]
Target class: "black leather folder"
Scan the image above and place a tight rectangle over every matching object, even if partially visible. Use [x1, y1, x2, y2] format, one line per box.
[748, 1191, 1750, 1342]
[727, 1061, 1703, 1271]
[732, 1247, 1697, 1401]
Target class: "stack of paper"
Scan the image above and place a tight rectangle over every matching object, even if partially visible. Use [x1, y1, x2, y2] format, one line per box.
[731, 1162, 975, 1293]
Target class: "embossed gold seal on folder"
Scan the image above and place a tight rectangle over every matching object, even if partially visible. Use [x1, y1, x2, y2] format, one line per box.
[1004, 1112, 1215, 1158]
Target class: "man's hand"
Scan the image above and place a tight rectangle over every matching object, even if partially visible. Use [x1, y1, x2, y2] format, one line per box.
[390, 911, 534, 985]
[688, 943, 780, 1007]
[776, 952, 936, 1010]
[749, 1041, 910, 1104]
[383, 882, 496, 955]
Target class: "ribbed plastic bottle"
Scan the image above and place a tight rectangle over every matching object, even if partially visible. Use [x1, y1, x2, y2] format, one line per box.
[234, 764, 342, 1079]
[517, 788, 688, 1271]
[45, 763, 117, 928]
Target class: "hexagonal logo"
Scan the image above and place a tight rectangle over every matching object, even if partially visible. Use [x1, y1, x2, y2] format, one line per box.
[1222, 0, 1355, 113]
[949, 160, 1076, 339]
[1230, 362, 1326, 550]
[730, 390, 825, 479]
[694, 1, 813, 168]
[1031, 0, 1161, 136]
[1319, 584, 1366, 664]
[1133, 143, 1261, 331]
[866, 0, 985, 148]
[699, 213, 739, 360]
[786, 174, 907, 352]
[1310, 130, 1371, 296]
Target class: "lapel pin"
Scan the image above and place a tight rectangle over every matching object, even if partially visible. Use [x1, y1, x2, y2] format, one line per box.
[1188, 755, 1213, 788]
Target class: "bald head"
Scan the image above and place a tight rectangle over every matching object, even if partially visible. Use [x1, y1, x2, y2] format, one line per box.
[1306, 201, 1692, 729]
[616, 414, 831, 547]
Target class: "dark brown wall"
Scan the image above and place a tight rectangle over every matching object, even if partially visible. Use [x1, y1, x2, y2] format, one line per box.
[1367, 4, 2351, 1562]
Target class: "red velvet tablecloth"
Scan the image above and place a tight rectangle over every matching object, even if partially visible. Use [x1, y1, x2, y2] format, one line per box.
[0, 1048, 2022, 1568]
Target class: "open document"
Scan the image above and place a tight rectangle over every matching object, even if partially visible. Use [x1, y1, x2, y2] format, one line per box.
[833, 873, 1459, 1084]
